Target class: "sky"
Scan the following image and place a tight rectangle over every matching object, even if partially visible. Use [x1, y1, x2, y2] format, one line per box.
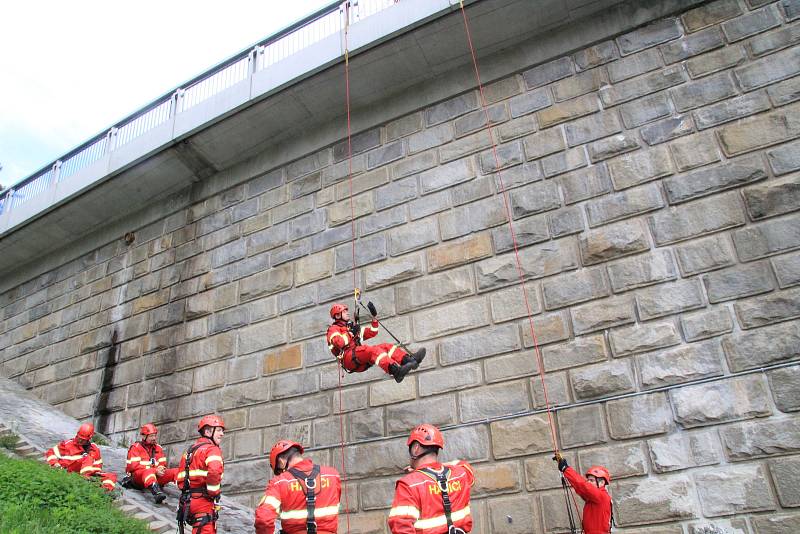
[0, 0, 334, 189]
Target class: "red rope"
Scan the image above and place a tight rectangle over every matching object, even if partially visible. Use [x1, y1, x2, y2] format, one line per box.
[456, 0, 560, 455]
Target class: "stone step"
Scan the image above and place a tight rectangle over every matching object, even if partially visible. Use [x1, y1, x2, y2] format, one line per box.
[14, 445, 36, 455]
[134, 511, 156, 522]
[119, 504, 139, 514]
[148, 520, 172, 533]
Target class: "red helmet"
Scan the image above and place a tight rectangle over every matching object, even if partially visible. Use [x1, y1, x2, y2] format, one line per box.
[269, 440, 304, 475]
[330, 303, 348, 319]
[76, 422, 94, 441]
[140, 423, 158, 436]
[586, 465, 611, 483]
[407, 424, 444, 449]
[197, 414, 225, 434]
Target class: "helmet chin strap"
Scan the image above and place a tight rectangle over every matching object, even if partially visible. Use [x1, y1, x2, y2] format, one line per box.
[409, 444, 436, 462]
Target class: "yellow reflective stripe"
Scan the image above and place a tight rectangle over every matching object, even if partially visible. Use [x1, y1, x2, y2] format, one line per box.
[53, 445, 61, 459]
[128, 457, 141, 462]
[280, 505, 339, 520]
[413, 506, 471, 530]
[205, 455, 223, 465]
[189, 469, 209, 477]
[80, 466, 100, 474]
[329, 332, 349, 345]
[60, 454, 84, 461]
[158, 458, 167, 464]
[389, 505, 420, 519]
[93, 459, 103, 466]
[47, 455, 57, 462]
[261, 495, 281, 512]
[145, 474, 157, 484]
[375, 353, 388, 366]
[388, 345, 398, 358]
[206, 483, 221, 492]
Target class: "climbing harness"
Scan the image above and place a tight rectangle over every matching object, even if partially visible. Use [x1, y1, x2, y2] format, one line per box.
[176, 442, 218, 534]
[287, 464, 322, 534]
[418, 467, 467, 534]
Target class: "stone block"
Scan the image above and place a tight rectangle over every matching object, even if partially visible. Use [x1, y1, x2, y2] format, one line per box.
[753, 515, 800, 534]
[672, 72, 737, 113]
[451, 176, 492, 207]
[523, 312, 572, 350]
[439, 195, 507, 241]
[579, 442, 648, 480]
[617, 18, 682, 55]
[455, 104, 508, 139]
[412, 297, 489, 341]
[475, 238, 578, 291]
[670, 154, 767, 204]
[587, 183, 664, 227]
[722, 415, 800, 461]
[636, 278, 706, 320]
[366, 140, 404, 170]
[537, 93, 599, 128]
[548, 205, 584, 238]
[524, 453, 566, 491]
[491, 414, 554, 458]
[686, 46, 746, 79]
[672, 374, 772, 428]
[334, 168, 389, 201]
[768, 76, 800, 107]
[488, 495, 539, 534]
[493, 162, 543, 192]
[573, 40, 618, 70]
[440, 425, 491, 463]
[496, 115, 539, 144]
[508, 87, 552, 118]
[735, 286, 800, 329]
[510, 181, 561, 218]
[675, 234, 735, 276]
[770, 456, 800, 507]
[327, 192, 373, 227]
[766, 140, 800, 176]
[358, 477, 395, 511]
[588, 134, 640, 162]
[724, 321, 800, 371]
[264, 344, 302, 375]
[238, 317, 287, 355]
[427, 233, 492, 272]
[718, 102, 800, 156]
[396, 267, 473, 314]
[662, 26, 725, 64]
[459, 380, 530, 423]
[559, 166, 611, 206]
[648, 430, 721, 473]
[418, 363, 482, 397]
[419, 158, 475, 194]
[770, 365, 800, 412]
[703, 261, 775, 303]
[332, 128, 380, 162]
[492, 214, 548, 254]
[270, 370, 319, 400]
[542, 334, 608, 372]
[439, 130, 492, 163]
[542, 147, 588, 177]
[559, 404, 607, 448]
[609, 145, 673, 190]
[608, 249, 678, 293]
[607, 392, 673, 439]
[387, 218, 437, 256]
[484, 76, 522, 103]
[439, 323, 520, 366]
[542, 266, 609, 310]
[774, 251, 800, 288]
[564, 111, 622, 147]
[599, 66, 685, 106]
[484, 350, 539, 384]
[553, 68, 608, 101]
[749, 24, 800, 59]
[723, 4, 782, 42]
[522, 128, 565, 161]
[358, 205, 406, 236]
[471, 461, 521, 498]
[669, 131, 720, 172]
[641, 115, 694, 146]
[681, 307, 733, 342]
[697, 464, 776, 516]
[610, 320, 682, 357]
[609, 48, 661, 82]
[385, 395, 457, 434]
[620, 92, 672, 128]
[682, 0, 742, 32]
[649, 192, 745, 245]
[480, 141, 524, 174]
[571, 359, 635, 400]
[615, 475, 698, 526]
[695, 91, 772, 130]
[374, 178, 418, 212]
[522, 57, 573, 89]
[335, 234, 386, 272]
[239, 264, 293, 302]
[638, 338, 725, 388]
[387, 112, 422, 141]
[571, 296, 635, 335]
[425, 92, 478, 126]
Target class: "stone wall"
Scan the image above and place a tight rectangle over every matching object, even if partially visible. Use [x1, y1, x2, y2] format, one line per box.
[2, 0, 800, 532]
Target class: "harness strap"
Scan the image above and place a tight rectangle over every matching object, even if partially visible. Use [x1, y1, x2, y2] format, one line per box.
[288, 464, 321, 534]
[177, 443, 214, 527]
[419, 467, 466, 534]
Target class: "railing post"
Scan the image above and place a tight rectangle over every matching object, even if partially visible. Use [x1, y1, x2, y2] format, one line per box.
[51, 161, 62, 186]
[105, 127, 119, 154]
[174, 89, 185, 115]
[250, 47, 259, 75]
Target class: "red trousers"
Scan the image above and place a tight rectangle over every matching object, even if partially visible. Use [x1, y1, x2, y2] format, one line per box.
[70, 456, 117, 491]
[131, 467, 179, 488]
[189, 497, 217, 534]
[345, 343, 408, 373]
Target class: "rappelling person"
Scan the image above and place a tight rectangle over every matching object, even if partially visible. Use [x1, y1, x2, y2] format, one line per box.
[326, 300, 425, 383]
[388, 424, 474, 533]
[44, 422, 118, 492]
[122, 423, 179, 504]
[254, 439, 341, 534]
[554, 454, 613, 534]
[176, 415, 225, 534]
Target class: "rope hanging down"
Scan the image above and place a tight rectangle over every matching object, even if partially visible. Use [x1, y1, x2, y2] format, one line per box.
[455, 1, 582, 530]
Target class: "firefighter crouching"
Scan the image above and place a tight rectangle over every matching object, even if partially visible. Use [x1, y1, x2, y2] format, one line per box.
[176, 415, 225, 534]
[255, 439, 341, 534]
[327, 302, 425, 383]
[124, 423, 179, 503]
[44, 422, 118, 491]
[388, 424, 474, 534]
[554, 454, 613, 534]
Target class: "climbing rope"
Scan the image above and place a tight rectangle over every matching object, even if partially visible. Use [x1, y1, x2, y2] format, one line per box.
[455, 0, 583, 529]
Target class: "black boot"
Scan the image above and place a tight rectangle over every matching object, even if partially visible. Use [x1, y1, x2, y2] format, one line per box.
[411, 348, 426, 366]
[150, 482, 166, 504]
[389, 362, 415, 383]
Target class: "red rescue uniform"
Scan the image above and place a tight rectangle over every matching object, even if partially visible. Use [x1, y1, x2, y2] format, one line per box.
[45, 438, 117, 491]
[563, 466, 612, 534]
[327, 318, 408, 373]
[388, 461, 474, 534]
[176, 437, 224, 534]
[126, 441, 179, 488]
[254, 458, 341, 534]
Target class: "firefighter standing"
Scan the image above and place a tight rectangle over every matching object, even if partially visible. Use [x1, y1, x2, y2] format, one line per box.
[254, 440, 341, 534]
[176, 415, 225, 534]
[44, 422, 118, 491]
[326, 302, 425, 383]
[388, 424, 474, 534]
[125, 423, 179, 503]
[554, 454, 613, 534]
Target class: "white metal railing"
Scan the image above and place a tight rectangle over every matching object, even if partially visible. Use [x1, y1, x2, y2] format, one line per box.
[0, 0, 400, 223]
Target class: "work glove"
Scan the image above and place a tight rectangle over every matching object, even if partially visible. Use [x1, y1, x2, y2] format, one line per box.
[553, 452, 568, 473]
[367, 301, 378, 317]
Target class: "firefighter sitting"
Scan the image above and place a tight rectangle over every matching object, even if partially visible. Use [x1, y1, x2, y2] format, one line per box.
[388, 424, 474, 534]
[254, 439, 341, 534]
[123, 423, 179, 504]
[44, 422, 118, 492]
[176, 415, 225, 534]
[326, 302, 425, 383]
[554, 454, 613, 534]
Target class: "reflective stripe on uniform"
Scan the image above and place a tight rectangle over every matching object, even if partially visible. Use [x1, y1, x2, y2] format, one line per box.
[127, 456, 142, 464]
[145, 474, 157, 484]
[176, 469, 209, 479]
[413, 506, 471, 530]
[388, 505, 420, 519]
[259, 495, 281, 512]
[158, 457, 167, 464]
[205, 455, 223, 465]
[206, 483, 221, 492]
[47, 455, 57, 462]
[280, 505, 339, 520]
[80, 466, 100, 474]
[328, 332, 349, 346]
[375, 352, 388, 366]
[387, 345, 397, 358]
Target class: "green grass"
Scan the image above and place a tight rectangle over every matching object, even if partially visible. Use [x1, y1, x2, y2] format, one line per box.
[0, 454, 151, 534]
[0, 434, 18, 450]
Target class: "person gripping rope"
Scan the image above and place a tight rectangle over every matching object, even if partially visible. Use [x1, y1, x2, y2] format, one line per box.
[44, 422, 118, 492]
[554, 454, 613, 534]
[176, 415, 226, 534]
[388, 424, 474, 534]
[326, 302, 425, 383]
[123, 423, 179, 503]
[254, 440, 341, 534]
